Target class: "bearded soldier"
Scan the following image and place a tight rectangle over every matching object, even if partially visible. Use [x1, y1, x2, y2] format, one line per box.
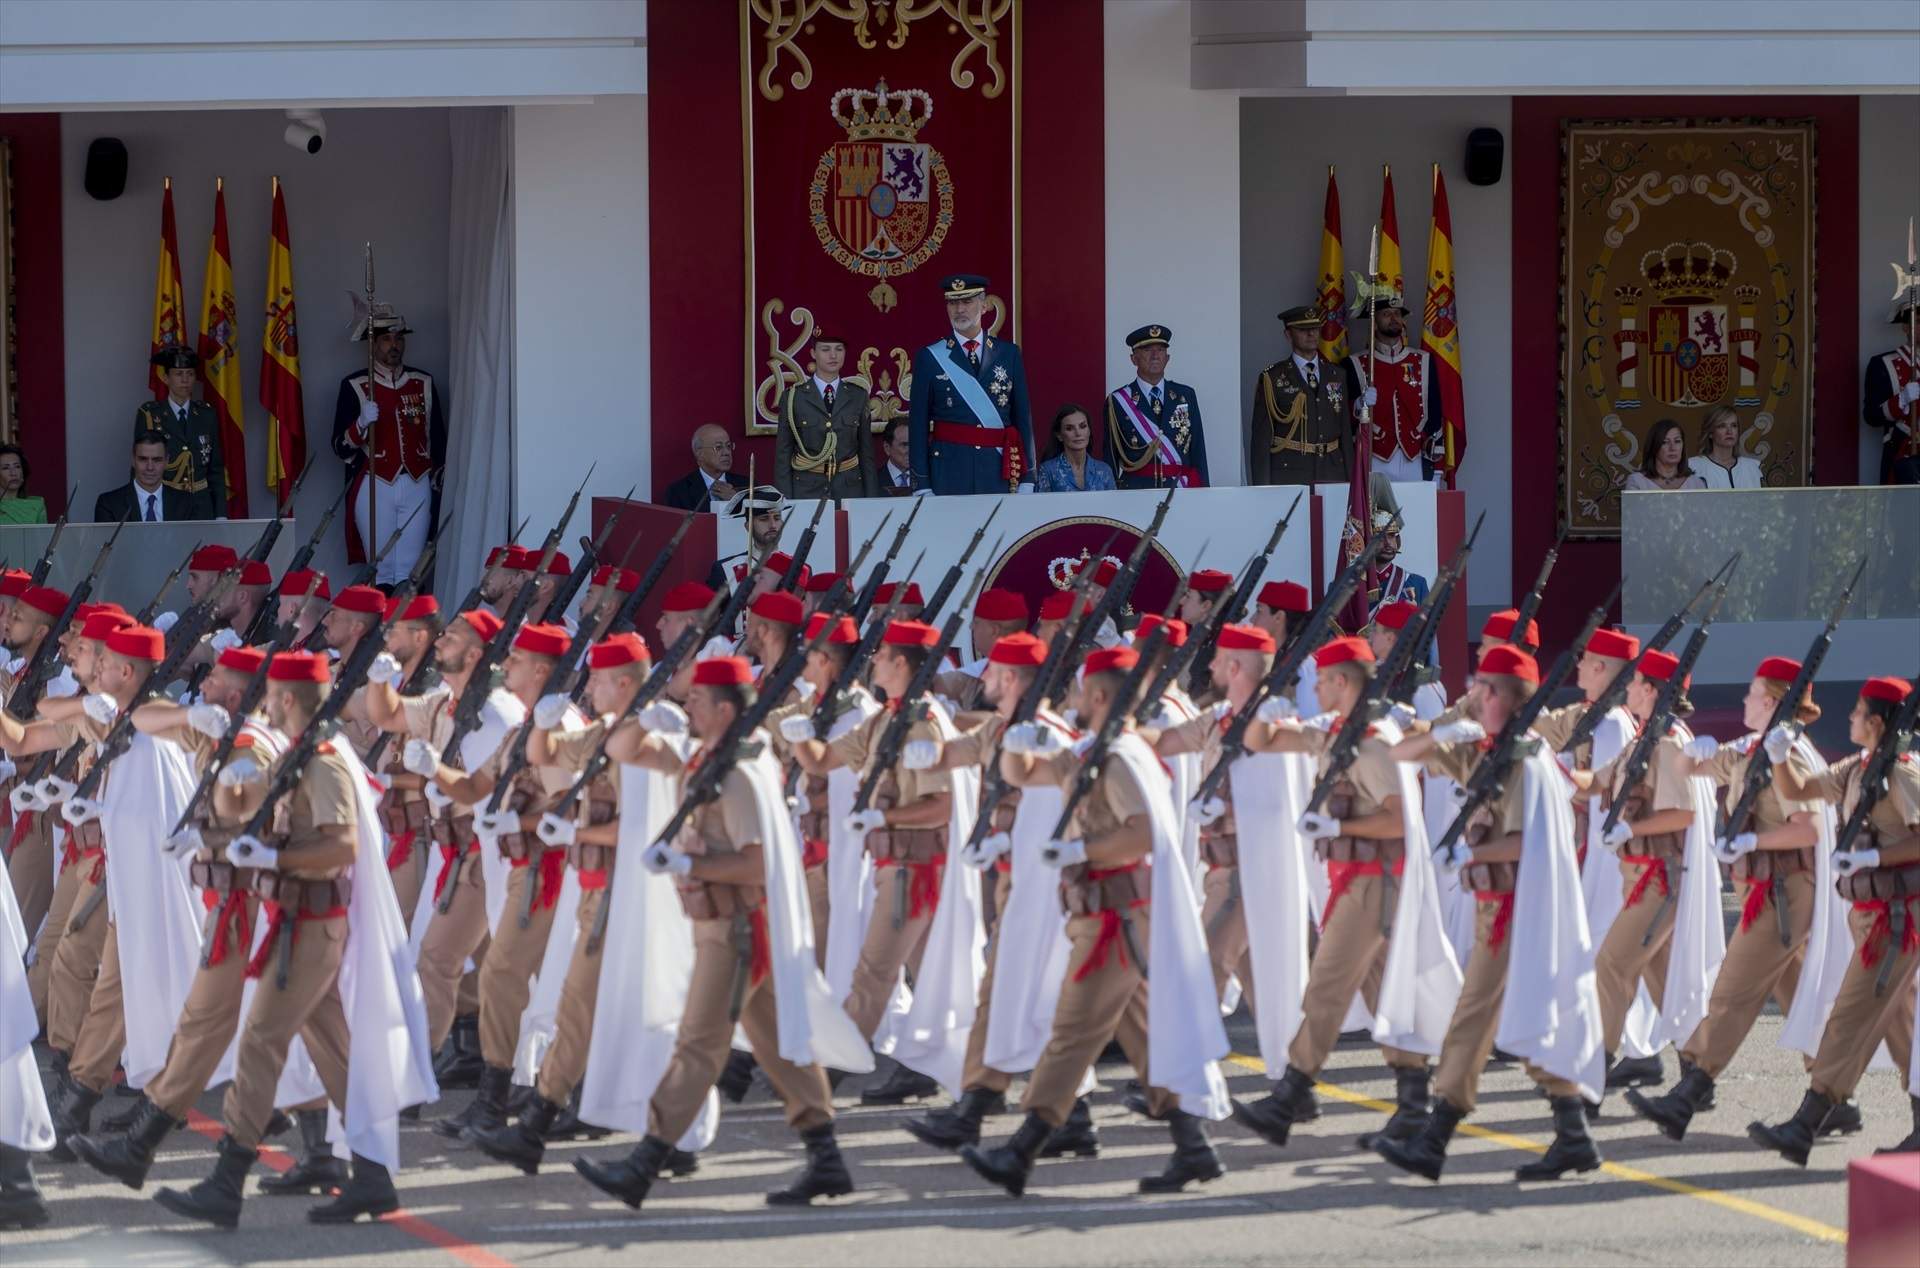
[1345, 290, 1446, 485]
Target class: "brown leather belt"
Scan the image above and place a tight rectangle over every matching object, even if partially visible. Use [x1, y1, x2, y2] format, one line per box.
[429, 813, 476, 847]
[1732, 847, 1815, 883]
[1315, 837, 1406, 866]
[677, 880, 765, 922]
[67, 819, 106, 849]
[586, 797, 617, 828]
[568, 842, 616, 874]
[869, 825, 947, 863]
[1062, 865, 1149, 916]
[190, 859, 261, 895]
[498, 830, 539, 861]
[248, 871, 350, 913]
[379, 794, 430, 836]
[1837, 862, 1920, 903]
[1199, 832, 1238, 868]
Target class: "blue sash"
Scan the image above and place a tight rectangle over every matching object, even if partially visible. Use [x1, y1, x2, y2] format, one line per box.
[926, 341, 1004, 431]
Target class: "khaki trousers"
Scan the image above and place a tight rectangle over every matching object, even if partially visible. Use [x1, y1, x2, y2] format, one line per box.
[144, 899, 259, 1117]
[69, 921, 127, 1092]
[1287, 871, 1424, 1075]
[843, 887, 934, 1040]
[1595, 857, 1675, 1053]
[7, 812, 54, 949]
[221, 915, 352, 1150]
[959, 899, 1012, 1095]
[1808, 901, 1920, 1101]
[478, 862, 563, 1068]
[534, 886, 607, 1104]
[982, 867, 1012, 945]
[1681, 871, 1813, 1077]
[46, 866, 110, 1054]
[28, 850, 84, 1023]
[1021, 911, 1175, 1128]
[1200, 866, 1255, 1010]
[1432, 897, 1578, 1113]
[417, 846, 491, 1049]
[389, 837, 426, 935]
[648, 917, 834, 1142]
[806, 862, 830, 972]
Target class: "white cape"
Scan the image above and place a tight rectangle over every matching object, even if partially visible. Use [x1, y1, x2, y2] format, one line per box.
[512, 870, 582, 1085]
[1578, 709, 1660, 1059]
[1780, 738, 1852, 1057]
[982, 761, 1074, 1073]
[818, 695, 882, 999]
[405, 690, 527, 955]
[1226, 749, 1312, 1065]
[1652, 723, 1727, 1050]
[0, 847, 52, 1151]
[1370, 724, 1464, 1056]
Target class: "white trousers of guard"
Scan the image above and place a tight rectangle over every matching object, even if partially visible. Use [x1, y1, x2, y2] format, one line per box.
[354, 472, 432, 584]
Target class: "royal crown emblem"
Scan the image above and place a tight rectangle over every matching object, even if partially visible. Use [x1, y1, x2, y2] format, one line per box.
[1610, 240, 1760, 410]
[810, 80, 954, 311]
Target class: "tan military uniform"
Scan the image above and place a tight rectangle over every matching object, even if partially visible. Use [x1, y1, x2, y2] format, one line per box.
[404, 685, 495, 1049]
[1589, 732, 1694, 1053]
[942, 713, 1019, 1094]
[346, 683, 427, 924]
[1158, 705, 1256, 1007]
[43, 716, 113, 1058]
[3, 661, 56, 953]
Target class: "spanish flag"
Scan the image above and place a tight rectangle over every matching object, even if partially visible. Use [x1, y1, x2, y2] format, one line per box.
[259, 177, 306, 502]
[1424, 164, 1466, 486]
[1376, 164, 1404, 296]
[197, 179, 249, 517]
[148, 178, 189, 399]
[1315, 167, 1348, 362]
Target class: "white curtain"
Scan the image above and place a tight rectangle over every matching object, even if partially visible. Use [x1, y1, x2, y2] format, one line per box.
[439, 107, 514, 602]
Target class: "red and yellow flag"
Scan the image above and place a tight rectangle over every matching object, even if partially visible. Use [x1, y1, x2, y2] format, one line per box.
[148, 178, 189, 399]
[1424, 164, 1466, 486]
[197, 179, 249, 517]
[1377, 164, 1404, 296]
[1315, 166, 1348, 361]
[259, 177, 306, 502]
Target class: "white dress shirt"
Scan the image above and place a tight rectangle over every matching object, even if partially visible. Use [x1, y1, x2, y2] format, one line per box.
[1292, 353, 1323, 388]
[886, 461, 913, 490]
[136, 483, 166, 522]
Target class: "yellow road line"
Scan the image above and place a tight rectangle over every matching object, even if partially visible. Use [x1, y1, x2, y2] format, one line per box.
[1224, 1053, 1847, 1246]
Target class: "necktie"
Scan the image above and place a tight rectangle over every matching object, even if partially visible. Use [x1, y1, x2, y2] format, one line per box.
[964, 338, 979, 369]
[824, 383, 835, 409]
[144, 493, 157, 522]
[1305, 361, 1318, 391]
[1149, 386, 1163, 414]
[897, 470, 909, 489]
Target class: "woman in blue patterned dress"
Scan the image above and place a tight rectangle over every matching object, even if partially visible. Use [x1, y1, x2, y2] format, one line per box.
[1034, 404, 1116, 493]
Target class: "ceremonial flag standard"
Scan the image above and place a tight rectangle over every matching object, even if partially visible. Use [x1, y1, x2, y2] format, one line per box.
[197, 179, 249, 517]
[260, 177, 307, 501]
[148, 178, 190, 399]
[1315, 166, 1348, 361]
[1424, 164, 1467, 486]
[1377, 165, 1404, 296]
[1338, 405, 1375, 635]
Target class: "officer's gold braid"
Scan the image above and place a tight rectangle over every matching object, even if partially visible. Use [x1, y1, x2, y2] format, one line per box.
[783, 384, 838, 474]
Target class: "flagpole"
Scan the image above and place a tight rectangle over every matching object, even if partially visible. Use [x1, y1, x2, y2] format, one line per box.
[364, 242, 378, 563]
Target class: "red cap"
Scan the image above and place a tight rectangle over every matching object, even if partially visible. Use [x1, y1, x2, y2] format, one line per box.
[804, 571, 841, 594]
[1482, 609, 1540, 648]
[1755, 656, 1801, 684]
[1478, 644, 1540, 683]
[282, 569, 330, 600]
[975, 588, 1030, 623]
[544, 551, 573, 577]
[238, 560, 272, 587]
[1374, 601, 1419, 632]
[80, 611, 133, 642]
[1187, 569, 1231, 594]
[1314, 636, 1375, 669]
[588, 632, 650, 669]
[217, 645, 268, 674]
[20, 585, 68, 618]
[883, 619, 939, 647]
[1259, 580, 1310, 614]
[81, 601, 129, 622]
[1861, 676, 1911, 704]
[386, 593, 439, 622]
[1587, 628, 1640, 661]
[1134, 614, 1188, 648]
[1218, 622, 1277, 653]
[662, 581, 715, 613]
[692, 655, 754, 686]
[0, 569, 32, 598]
[513, 622, 571, 658]
[1076, 558, 1120, 587]
[190, 544, 239, 573]
[591, 564, 640, 593]
[333, 584, 387, 616]
[806, 613, 860, 645]
[267, 650, 330, 683]
[485, 545, 509, 567]
[989, 632, 1047, 666]
[1083, 646, 1139, 677]
[761, 551, 799, 578]
[1638, 649, 1683, 684]
[750, 590, 805, 626]
[494, 545, 531, 571]
[459, 609, 504, 642]
[1038, 591, 1076, 622]
[104, 624, 165, 662]
[875, 581, 924, 606]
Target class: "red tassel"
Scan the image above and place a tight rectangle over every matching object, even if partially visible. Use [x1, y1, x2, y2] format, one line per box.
[1484, 892, 1516, 954]
[1737, 877, 1771, 935]
[1074, 909, 1128, 982]
[1621, 856, 1669, 909]
[748, 907, 772, 986]
[245, 901, 284, 980]
[907, 857, 944, 919]
[385, 829, 415, 872]
[6, 810, 32, 855]
[536, 848, 568, 911]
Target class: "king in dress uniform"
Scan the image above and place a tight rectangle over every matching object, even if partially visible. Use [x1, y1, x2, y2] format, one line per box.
[907, 273, 1036, 495]
[1248, 306, 1350, 486]
[776, 328, 877, 500]
[331, 307, 446, 585]
[1344, 292, 1446, 485]
[135, 347, 226, 521]
[1105, 325, 1209, 489]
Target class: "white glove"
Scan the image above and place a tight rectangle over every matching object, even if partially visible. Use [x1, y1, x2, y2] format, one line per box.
[1713, 832, 1758, 864]
[1190, 796, 1227, 827]
[1683, 735, 1719, 762]
[779, 714, 817, 744]
[1040, 837, 1087, 868]
[10, 784, 47, 815]
[533, 693, 572, 730]
[637, 702, 688, 735]
[366, 652, 405, 686]
[152, 610, 180, 636]
[217, 756, 263, 787]
[1362, 386, 1379, 409]
[423, 782, 454, 815]
[1297, 811, 1341, 840]
[369, 771, 393, 796]
[1432, 720, 1487, 745]
[403, 739, 441, 778]
[1435, 843, 1473, 874]
[1902, 381, 1920, 406]
[36, 775, 77, 804]
[1763, 724, 1799, 765]
[1835, 848, 1881, 877]
[227, 834, 278, 869]
[162, 825, 204, 859]
[536, 813, 576, 847]
[475, 808, 518, 838]
[963, 831, 1012, 870]
[208, 628, 243, 655]
[1386, 701, 1417, 731]
[1001, 721, 1041, 754]
[902, 739, 940, 771]
[1299, 710, 1341, 733]
[60, 797, 103, 827]
[794, 678, 818, 703]
[643, 845, 693, 876]
[358, 397, 381, 427]
[847, 808, 887, 837]
[1255, 696, 1295, 724]
[1601, 819, 1634, 851]
[188, 702, 232, 739]
[79, 692, 117, 727]
[44, 668, 79, 699]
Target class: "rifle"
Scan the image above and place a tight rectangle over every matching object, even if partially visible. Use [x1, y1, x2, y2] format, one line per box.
[136, 541, 199, 626]
[28, 492, 74, 586]
[1835, 682, 1920, 857]
[1380, 511, 1484, 705]
[1184, 495, 1303, 709]
[542, 483, 635, 625]
[455, 514, 532, 617]
[284, 480, 348, 582]
[1509, 524, 1567, 651]
[1431, 582, 1623, 864]
[1037, 498, 1171, 710]
[777, 498, 828, 594]
[921, 501, 1002, 624]
[606, 511, 696, 636]
[344, 496, 426, 590]
[797, 525, 904, 739]
[6, 511, 131, 722]
[848, 498, 920, 625]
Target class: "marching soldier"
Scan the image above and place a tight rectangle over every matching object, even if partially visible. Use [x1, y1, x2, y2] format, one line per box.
[3, 574, 60, 944]
[907, 274, 1036, 495]
[776, 328, 877, 500]
[1344, 290, 1446, 485]
[1105, 325, 1209, 489]
[1249, 306, 1350, 486]
[136, 348, 225, 521]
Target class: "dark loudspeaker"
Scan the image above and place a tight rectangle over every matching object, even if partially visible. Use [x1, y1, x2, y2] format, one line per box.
[1465, 127, 1503, 187]
[83, 139, 128, 201]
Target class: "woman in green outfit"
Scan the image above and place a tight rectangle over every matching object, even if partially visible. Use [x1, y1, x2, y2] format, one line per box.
[0, 445, 47, 523]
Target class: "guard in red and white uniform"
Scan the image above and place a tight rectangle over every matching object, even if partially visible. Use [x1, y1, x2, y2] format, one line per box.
[1862, 295, 1920, 485]
[1345, 293, 1445, 485]
[331, 308, 446, 585]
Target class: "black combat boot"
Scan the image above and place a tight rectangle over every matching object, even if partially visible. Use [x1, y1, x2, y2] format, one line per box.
[544, 1087, 611, 1142]
[574, 1133, 674, 1208]
[1747, 1088, 1834, 1167]
[153, 1134, 256, 1229]
[1359, 1068, 1432, 1150]
[1139, 1110, 1225, 1193]
[960, 1112, 1052, 1198]
[48, 1083, 102, 1162]
[1626, 1065, 1714, 1142]
[716, 1049, 758, 1104]
[1230, 1064, 1316, 1148]
[259, 1108, 348, 1195]
[766, 1123, 855, 1206]
[1605, 1051, 1663, 1089]
[904, 1086, 1005, 1151]
[1375, 1096, 1464, 1182]
[0, 1144, 50, 1230]
[859, 1059, 940, 1106]
[99, 1091, 150, 1135]
[1820, 1098, 1864, 1137]
[435, 1064, 511, 1143]
[1677, 1057, 1716, 1109]
[432, 1014, 484, 1090]
[1516, 1096, 1602, 1180]
[1039, 1096, 1099, 1158]
[1878, 1095, 1920, 1154]
[474, 1094, 559, 1175]
[308, 1153, 400, 1224]
[264, 1108, 293, 1138]
[43, 1050, 70, 1106]
[69, 1095, 181, 1189]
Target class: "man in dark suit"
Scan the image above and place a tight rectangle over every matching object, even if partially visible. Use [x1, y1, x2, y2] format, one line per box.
[775, 328, 875, 500]
[1248, 304, 1351, 485]
[661, 423, 743, 511]
[877, 419, 916, 495]
[907, 273, 1035, 495]
[95, 430, 193, 522]
[136, 347, 226, 519]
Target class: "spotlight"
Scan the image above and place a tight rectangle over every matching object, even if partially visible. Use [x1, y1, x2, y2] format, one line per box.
[283, 109, 327, 155]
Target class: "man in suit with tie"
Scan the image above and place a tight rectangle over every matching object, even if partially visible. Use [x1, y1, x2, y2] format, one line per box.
[95, 430, 199, 523]
[878, 420, 916, 495]
[907, 273, 1035, 496]
[1248, 305, 1351, 485]
[1105, 324, 1209, 489]
[661, 424, 743, 511]
[135, 347, 226, 519]
[776, 328, 875, 500]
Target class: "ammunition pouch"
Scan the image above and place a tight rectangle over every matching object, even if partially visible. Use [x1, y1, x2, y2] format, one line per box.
[378, 792, 430, 837]
[1061, 863, 1149, 916]
[248, 871, 350, 914]
[429, 813, 475, 848]
[677, 879, 766, 922]
[868, 824, 947, 864]
[1731, 847, 1814, 884]
[1838, 862, 1920, 903]
[1315, 836, 1406, 866]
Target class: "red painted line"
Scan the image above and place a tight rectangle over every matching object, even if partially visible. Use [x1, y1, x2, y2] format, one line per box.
[183, 1109, 513, 1268]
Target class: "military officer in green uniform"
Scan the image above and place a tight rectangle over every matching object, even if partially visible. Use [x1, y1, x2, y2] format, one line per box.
[776, 327, 877, 500]
[1105, 324, 1209, 489]
[1248, 305, 1351, 486]
[134, 347, 225, 520]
